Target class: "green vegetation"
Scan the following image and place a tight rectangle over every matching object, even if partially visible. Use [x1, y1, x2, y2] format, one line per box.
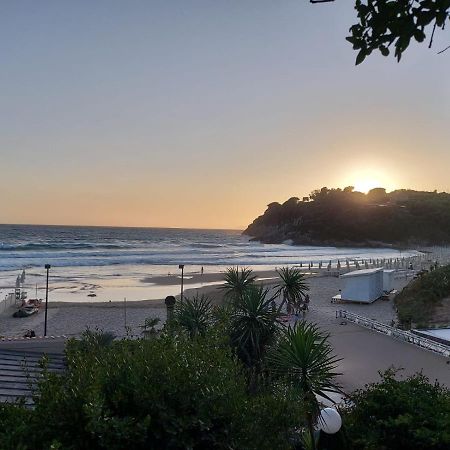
[229, 285, 280, 370]
[0, 330, 303, 450]
[343, 369, 450, 450]
[395, 264, 450, 326]
[269, 323, 342, 448]
[245, 187, 450, 247]
[173, 294, 213, 338]
[220, 266, 257, 302]
[275, 266, 310, 313]
[311, 1, 450, 64]
[139, 316, 161, 338]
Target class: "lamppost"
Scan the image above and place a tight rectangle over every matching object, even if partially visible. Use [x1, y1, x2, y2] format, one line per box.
[44, 264, 51, 337]
[178, 264, 185, 302]
[319, 407, 342, 435]
[314, 407, 342, 448]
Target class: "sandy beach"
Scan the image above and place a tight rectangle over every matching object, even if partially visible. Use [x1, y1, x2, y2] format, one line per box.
[1, 266, 448, 391]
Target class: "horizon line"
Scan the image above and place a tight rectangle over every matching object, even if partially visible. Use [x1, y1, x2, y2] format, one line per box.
[0, 222, 245, 232]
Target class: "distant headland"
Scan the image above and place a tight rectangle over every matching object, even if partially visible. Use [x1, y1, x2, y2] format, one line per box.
[244, 187, 450, 247]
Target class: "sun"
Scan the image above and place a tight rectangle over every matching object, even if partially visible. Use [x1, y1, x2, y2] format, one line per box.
[341, 166, 396, 194]
[353, 179, 383, 194]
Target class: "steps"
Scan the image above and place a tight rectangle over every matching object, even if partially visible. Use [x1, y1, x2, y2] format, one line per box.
[0, 348, 65, 405]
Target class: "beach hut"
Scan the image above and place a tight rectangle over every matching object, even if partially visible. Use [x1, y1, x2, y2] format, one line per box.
[383, 269, 395, 293]
[339, 268, 384, 303]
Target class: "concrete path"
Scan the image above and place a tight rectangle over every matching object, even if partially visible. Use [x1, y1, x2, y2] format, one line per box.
[327, 320, 450, 392]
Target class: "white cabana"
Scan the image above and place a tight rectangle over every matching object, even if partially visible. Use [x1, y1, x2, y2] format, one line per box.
[383, 269, 395, 292]
[339, 268, 384, 303]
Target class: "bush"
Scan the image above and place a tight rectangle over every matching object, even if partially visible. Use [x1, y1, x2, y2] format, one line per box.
[0, 331, 303, 449]
[343, 369, 450, 450]
[395, 264, 450, 325]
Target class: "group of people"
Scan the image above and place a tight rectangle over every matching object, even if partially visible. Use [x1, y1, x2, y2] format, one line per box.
[286, 294, 310, 321]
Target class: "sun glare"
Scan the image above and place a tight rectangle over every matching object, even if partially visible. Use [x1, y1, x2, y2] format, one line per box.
[340, 167, 396, 194]
[353, 179, 382, 194]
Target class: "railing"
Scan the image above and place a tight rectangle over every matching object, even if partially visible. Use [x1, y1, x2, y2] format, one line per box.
[336, 310, 450, 358]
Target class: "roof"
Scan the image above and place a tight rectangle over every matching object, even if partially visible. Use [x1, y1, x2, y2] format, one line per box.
[341, 268, 383, 278]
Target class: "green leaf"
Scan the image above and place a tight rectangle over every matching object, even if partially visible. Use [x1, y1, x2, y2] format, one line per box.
[355, 49, 367, 65]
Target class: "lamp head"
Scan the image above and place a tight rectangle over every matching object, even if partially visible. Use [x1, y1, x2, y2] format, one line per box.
[45, 264, 51, 270]
[319, 408, 342, 435]
[178, 264, 185, 269]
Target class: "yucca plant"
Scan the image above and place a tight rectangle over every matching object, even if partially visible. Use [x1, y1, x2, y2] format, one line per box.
[140, 316, 161, 338]
[174, 294, 213, 338]
[268, 322, 342, 449]
[229, 285, 280, 370]
[220, 266, 257, 303]
[274, 266, 309, 313]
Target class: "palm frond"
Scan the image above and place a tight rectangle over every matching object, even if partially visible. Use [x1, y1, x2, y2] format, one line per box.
[268, 322, 342, 419]
[174, 294, 213, 338]
[229, 285, 281, 368]
[274, 266, 309, 312]
[220, 266, 257, 302]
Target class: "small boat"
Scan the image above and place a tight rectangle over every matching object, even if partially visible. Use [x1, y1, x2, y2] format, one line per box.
[12, 298, 42, 318]
[13, 306, 39, 318]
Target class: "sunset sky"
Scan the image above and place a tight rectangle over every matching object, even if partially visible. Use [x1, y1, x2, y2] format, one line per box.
[1, 1, 450, 229]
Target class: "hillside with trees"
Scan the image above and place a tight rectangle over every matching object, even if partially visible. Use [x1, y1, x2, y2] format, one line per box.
[244, 187, 450, 247]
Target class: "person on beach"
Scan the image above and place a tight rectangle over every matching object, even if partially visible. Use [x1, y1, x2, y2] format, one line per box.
[301, 302, 308, 319]
[201, 266, 204, 276]
[304, 294, 310, 311]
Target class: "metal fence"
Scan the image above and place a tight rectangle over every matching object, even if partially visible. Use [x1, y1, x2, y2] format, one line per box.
[336, 310, 450, 358]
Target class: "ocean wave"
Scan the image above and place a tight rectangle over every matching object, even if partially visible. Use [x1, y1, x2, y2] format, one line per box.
[0, 242, 131, 251]
[0, 225, 419, 273]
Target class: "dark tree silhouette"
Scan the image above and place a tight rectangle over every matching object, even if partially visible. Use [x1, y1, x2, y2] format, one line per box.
[310, 0, 450, 63]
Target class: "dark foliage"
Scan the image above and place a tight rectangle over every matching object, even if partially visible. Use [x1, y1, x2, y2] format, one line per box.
[395, 263, 450, 325]
[0, 331, 303, 450]
[244, 187, 450, 247]
[311, 0, 450, 64]
[343, 369, 450, 450]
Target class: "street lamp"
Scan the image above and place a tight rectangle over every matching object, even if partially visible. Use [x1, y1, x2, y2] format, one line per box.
[178, 264, 185, 302]
[44, 264, 51, 337]
[318, 408, 342, 434]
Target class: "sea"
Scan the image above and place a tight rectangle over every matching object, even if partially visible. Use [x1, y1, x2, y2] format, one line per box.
[0, 224, 420, 302]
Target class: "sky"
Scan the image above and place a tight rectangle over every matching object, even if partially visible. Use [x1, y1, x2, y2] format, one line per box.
[1, 1, 450, 229]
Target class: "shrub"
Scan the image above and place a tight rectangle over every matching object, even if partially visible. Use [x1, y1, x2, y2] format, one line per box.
[0, 331, 303, 449]
[343, 369, 450, 450]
